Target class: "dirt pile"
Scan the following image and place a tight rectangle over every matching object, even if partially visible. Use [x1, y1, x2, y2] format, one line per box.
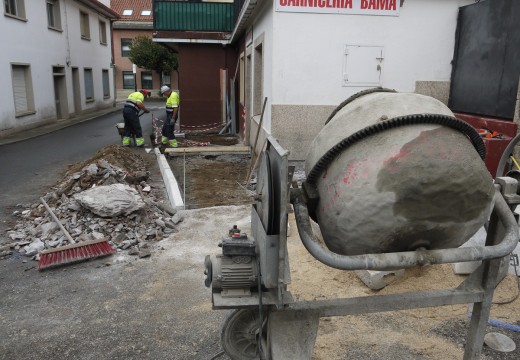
[1, 145, 181, 263]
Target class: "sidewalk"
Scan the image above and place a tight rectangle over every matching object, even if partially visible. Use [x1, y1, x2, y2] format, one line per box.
[0, 99, 165, 146]
[0, 106, 121, 146]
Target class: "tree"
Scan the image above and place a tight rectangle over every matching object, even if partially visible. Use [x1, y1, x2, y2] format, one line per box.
[128, 36, 178, 74]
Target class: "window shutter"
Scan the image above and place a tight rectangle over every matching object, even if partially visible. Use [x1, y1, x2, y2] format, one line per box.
[13, 67, 28, 113]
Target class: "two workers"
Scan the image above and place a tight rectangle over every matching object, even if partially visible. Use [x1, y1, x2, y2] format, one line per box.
[122, 86, 180, 148]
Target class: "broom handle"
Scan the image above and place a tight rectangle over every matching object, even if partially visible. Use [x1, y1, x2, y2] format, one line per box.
[40, 197, 75, 244]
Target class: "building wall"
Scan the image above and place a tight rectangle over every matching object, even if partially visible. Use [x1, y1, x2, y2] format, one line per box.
[264, 0, 473, 160]
[112, 28, 178, 101]
[1, 0, 115, 137]
[246, 0, 274, 153]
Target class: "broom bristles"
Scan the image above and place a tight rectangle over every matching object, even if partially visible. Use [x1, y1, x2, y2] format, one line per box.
[37, 238, 115, 270]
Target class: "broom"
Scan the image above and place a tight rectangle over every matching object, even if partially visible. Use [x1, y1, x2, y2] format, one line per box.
[37, 197, 115, 270]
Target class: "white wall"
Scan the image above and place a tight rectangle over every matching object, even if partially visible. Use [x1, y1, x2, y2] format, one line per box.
[0, 0, 114, 134]
[272, 0, 474, 106]
[249, 0, 274, 131]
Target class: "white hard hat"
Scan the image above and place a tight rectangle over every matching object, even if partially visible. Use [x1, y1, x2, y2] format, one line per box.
[160, 85, 171, 94]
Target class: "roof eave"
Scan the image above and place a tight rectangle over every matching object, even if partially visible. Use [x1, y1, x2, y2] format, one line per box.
[75, 0, 120, 19]
[113, 21, 153, 30]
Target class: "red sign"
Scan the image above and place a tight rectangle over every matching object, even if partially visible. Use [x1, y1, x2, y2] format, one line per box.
[276, 0, 399, 16]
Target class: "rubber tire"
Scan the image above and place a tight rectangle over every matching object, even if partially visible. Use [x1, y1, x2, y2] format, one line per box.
[220, 309, 262, 360]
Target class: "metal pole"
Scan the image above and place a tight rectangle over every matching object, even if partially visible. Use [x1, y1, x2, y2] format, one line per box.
[133, 63, 137, 92]
[183, 149, 186, 207]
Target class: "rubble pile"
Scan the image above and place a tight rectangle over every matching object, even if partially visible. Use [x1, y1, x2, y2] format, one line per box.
[1, 145, 182, 261]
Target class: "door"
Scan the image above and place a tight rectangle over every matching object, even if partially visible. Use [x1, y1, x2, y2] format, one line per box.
[72, 67, 81, 115]
[53, 66, 68, 120]
[53, 78, 62, 119]
[449, 0, 520, 119]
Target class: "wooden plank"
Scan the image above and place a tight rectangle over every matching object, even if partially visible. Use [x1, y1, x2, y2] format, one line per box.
[164, 145, 250, 155]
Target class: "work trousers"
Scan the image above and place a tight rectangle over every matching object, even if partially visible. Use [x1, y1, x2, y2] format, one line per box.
[162, 114, 176, 140]
[123, 106, 143, 138]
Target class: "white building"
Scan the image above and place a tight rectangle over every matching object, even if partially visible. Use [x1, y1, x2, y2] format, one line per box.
[236, 0, 476, 159]
[1, 0, 118, 138]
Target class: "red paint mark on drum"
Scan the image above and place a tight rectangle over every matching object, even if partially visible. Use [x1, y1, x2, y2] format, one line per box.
[321, 182, 341, 213]
[343, 158, 369, 184]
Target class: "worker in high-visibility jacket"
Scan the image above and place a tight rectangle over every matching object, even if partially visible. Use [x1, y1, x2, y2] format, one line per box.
[160, 85, 179, 148]
[122, 89, 150, 147]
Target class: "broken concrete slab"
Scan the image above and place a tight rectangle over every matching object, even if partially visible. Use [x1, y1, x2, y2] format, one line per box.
[354, 269, 405, 290]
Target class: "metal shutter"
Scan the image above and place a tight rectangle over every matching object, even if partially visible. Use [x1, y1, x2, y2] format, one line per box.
[12, 66, 28, 114]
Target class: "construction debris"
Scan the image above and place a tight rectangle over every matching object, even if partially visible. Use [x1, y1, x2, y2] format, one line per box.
[2, 145, 182, 264]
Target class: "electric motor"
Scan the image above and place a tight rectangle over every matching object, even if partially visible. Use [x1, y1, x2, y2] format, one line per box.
[204, 228, 258, 297]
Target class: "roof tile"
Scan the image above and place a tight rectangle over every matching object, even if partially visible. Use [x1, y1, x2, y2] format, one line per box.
[110, 0, 153, 22]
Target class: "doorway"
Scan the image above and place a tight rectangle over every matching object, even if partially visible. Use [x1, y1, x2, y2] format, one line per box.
[53, 66, 68, 120]
[72, 67, 81, 115]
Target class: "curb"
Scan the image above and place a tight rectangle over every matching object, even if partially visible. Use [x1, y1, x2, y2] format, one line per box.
[154, 147, 185, 210]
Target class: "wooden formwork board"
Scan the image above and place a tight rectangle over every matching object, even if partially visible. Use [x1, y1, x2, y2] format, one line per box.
[164, 145, 250, 156]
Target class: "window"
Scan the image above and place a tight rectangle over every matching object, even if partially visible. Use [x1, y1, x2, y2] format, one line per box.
[122, 9, 132, 16]
[99, 20, 107, 44]
[123, 71, 135, 90]
[46, 0, 61, 29]
[11, 64, 35, 116]
[102, 69, 110, 98]
[4, 0, 25, 18]
[84, 68, 94, 101]
[121, 38, 132, 57]
[141, 10, 151, 16]
[141, 72, 153, 89]
[162, 71, 171, 87]
[80, 11, 90, 40]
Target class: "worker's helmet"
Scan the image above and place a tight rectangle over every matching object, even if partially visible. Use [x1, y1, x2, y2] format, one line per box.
[160, 85, 171, 94]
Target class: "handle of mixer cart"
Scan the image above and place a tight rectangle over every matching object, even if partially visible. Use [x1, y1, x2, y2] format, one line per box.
[290, 187, 519, 271]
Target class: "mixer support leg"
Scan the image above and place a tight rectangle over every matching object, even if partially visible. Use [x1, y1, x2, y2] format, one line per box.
[267, 310, 320, 360]
[463, 211, 503, 359]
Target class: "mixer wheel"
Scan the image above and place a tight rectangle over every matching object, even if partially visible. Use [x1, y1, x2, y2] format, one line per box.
[221, 309, 266, 360]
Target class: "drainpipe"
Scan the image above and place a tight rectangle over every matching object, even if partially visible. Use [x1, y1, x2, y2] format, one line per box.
[110, 19, 117, 107]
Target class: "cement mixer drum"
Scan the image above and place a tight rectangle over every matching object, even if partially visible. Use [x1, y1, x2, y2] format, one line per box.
[304, 90, 494, 256]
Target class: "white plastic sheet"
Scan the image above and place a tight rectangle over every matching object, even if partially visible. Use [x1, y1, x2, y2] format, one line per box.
[74, 184, 145, 217]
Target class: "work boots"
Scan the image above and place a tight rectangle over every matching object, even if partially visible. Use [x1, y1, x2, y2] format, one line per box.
[161, 136, 178, 148]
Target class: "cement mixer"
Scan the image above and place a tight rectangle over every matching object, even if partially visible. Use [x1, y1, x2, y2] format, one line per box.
[204, 89, 519, 359]
[304, 89, 494, 256]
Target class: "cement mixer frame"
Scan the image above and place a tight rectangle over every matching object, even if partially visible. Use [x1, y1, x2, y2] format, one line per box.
[205, 135, 519, 360]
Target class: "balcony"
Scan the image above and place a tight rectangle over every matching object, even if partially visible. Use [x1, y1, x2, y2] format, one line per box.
[154, 0, 245, 33]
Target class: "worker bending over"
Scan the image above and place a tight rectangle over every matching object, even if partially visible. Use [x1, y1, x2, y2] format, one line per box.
[160, 85, 180, 148]
[122, 89, 150, 147]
